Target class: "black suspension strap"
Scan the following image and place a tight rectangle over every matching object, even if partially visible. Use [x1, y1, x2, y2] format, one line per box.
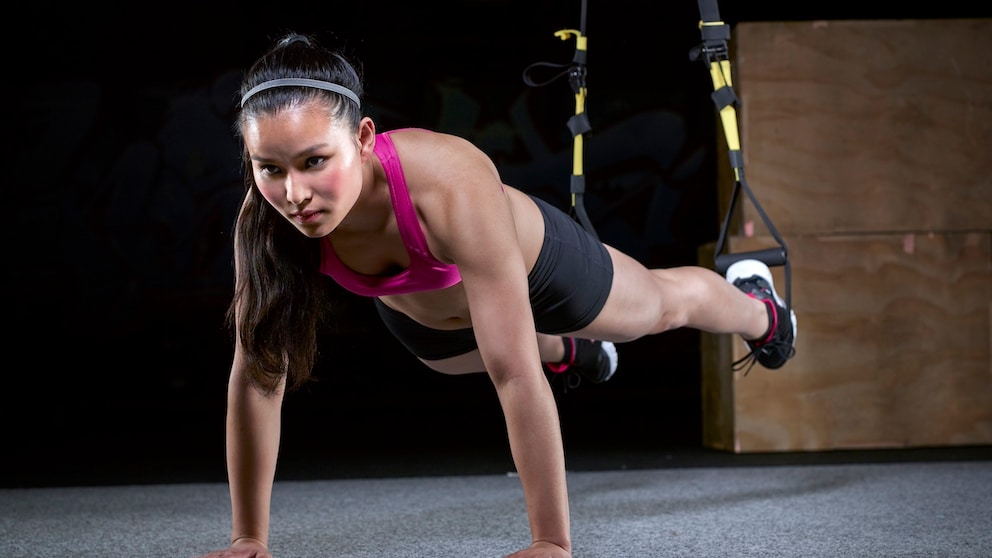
[689, 0, 791, 310]
[522, 0, 598, 240]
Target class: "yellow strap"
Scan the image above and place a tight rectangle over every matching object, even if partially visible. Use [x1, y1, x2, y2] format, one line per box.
[554, 29, 586, 51]
[573, 89, 586, 177]
[553, 28, 589, 199]
[708, 59, 741, 181]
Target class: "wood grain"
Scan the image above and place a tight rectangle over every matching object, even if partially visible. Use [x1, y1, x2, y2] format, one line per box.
[715, 19, 992, 236]
[700, 233, 992, 452]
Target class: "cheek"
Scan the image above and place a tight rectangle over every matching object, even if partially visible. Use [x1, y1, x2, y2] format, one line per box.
[314, 165, 358, 199]
[254, 178, 284, 208]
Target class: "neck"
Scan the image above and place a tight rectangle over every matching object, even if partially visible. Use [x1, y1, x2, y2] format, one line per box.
[332, 154, 392, 236]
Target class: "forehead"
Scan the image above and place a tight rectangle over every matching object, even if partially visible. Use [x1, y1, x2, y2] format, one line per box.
[242, 103, 350, 146]
[244, 98, 336, 128]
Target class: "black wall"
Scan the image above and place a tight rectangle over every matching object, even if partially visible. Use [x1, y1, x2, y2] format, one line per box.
[7, 1, 988, 487]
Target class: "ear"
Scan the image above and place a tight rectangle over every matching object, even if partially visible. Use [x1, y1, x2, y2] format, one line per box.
[358, 117, 376, 160]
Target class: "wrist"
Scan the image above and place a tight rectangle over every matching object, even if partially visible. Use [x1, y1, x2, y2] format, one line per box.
[231, 535, 267, 548]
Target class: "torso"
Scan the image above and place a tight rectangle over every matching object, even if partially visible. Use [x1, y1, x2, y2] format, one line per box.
[319, 130, 462, 299]
[322, 128, 544, 330]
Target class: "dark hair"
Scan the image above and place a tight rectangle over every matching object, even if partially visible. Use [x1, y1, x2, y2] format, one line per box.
[228, 32, 365, 394]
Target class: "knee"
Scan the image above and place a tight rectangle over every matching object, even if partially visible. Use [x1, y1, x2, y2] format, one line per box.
[656, 306, 689, 333]
[419, 352, 485, 375]
[652, 271, 709, 332]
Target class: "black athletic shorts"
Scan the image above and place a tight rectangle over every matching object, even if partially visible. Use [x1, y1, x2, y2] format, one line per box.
[374, 196, 614, 360]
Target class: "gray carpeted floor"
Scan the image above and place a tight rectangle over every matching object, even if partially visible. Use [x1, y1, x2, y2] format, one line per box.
[3, 457, 990, 558]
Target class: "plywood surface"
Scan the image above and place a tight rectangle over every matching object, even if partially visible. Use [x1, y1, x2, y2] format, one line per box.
[700, 232, 992, 452]
[717, 19, 992, 236]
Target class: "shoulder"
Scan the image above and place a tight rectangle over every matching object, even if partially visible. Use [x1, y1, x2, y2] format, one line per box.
[387, 128, 489, 162]
[384, 129, 508, 252]
[387, 128, 500, 191]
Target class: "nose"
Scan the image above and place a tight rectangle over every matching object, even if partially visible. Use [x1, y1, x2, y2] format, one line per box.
[285, 173, 312, 206]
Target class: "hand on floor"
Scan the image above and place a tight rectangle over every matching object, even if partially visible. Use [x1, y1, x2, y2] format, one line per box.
[504, 540, 571, 558]
[192, 538, 271, 558]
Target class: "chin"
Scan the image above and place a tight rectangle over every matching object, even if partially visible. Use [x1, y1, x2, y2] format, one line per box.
[296, 225, 329, 239]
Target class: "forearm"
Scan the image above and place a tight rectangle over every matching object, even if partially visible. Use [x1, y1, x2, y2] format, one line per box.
[497, 374, 571, 553]
[226, 367, 283, 546]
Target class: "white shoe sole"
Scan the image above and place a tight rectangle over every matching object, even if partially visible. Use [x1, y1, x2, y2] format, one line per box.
[600, 341, 618, 381]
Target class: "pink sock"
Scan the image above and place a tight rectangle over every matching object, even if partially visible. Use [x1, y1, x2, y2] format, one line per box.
[546, 337, 576, 373]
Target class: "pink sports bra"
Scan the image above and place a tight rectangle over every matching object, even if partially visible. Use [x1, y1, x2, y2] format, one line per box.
[318, 130, 462, 297]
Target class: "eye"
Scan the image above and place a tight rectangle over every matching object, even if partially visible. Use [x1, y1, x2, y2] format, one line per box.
[258, 164, 282, 176]
[305, 156, 326, 169]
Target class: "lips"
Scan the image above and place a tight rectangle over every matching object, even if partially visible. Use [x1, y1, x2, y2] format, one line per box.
[291, 210, 322, 224]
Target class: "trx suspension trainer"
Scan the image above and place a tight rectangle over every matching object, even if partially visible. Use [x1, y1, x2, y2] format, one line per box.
[521, 0, 598, 240]
[521, 0, 792, 317]
[690, 0, 792, 312]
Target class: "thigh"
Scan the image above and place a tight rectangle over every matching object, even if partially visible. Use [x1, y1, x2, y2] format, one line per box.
[528, 196, 614, 333]
[420, 350, 486, 375]
[572, 245, 672, 342]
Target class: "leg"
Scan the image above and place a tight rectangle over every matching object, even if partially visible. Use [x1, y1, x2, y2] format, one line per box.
[420, 349, 486, 375]
[576, 247, 796, 370]
[376, 292, 607, 377]
[419, 334, 568, 375]
[578, 246, 771, 342]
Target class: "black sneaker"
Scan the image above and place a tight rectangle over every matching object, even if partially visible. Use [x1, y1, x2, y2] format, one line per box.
[726, 260, 797, 371]
[545, 338, 618, 387]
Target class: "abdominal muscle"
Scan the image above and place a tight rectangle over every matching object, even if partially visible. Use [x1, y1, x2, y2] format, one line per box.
[378, 282, 473, 330]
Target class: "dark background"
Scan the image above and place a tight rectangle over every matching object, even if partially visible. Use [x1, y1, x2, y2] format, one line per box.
[7, 1, 989, 487]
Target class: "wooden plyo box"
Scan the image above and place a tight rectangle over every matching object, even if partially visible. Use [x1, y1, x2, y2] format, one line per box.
[701, 18, 992, 453]
[700, 234, 992, 452]
[717, 18, 992, 237]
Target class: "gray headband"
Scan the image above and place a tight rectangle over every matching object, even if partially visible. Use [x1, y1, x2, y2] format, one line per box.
[240, 78, 361, 108]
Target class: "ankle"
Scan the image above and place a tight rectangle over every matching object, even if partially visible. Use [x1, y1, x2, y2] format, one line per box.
[746, 298, 777, 345]
[546, 337, 576, 373]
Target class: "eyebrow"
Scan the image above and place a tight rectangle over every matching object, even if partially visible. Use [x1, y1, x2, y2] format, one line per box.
[249, 143, 330, 163]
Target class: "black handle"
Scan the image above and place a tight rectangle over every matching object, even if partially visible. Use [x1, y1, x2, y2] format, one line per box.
[715, 248, 787, 275]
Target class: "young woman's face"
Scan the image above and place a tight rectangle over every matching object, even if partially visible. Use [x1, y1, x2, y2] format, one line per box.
[242, 102, 364, 238]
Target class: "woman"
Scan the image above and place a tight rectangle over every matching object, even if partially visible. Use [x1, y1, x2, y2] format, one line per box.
[196, 32, 795, 558]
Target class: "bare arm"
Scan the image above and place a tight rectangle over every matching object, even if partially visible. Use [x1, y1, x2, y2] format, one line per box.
[195, 219, 284, 558]
[417, 134, 571, 556]
[193, 343, 283, 558]
[226, 345, 283, 549]
[191, 344, 282, 558]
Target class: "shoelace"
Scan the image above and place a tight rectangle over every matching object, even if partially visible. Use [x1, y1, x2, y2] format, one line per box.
[545, 338, 600, 392]
[550, 370, 585, 393]
[732, 340, 796, 375]
[731, 351, 760, 375]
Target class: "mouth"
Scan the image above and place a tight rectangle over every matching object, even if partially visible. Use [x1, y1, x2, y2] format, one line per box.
[290, 209, 323, 224]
